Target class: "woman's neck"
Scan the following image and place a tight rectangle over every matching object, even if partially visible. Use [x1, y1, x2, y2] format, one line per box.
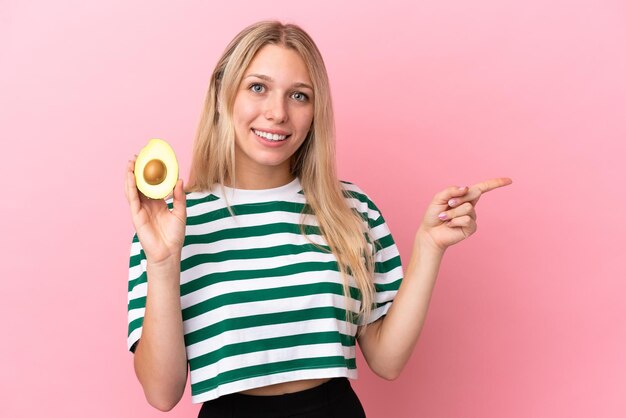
[226, 167, 295, 190]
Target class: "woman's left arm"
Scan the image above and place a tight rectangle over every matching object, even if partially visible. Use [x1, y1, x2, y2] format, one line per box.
[357, 177, 512, 380]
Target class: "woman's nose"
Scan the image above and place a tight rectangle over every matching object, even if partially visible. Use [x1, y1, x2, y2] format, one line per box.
[264, 94, 288, 123]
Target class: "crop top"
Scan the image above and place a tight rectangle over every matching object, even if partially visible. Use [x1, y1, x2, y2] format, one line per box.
[126, 177, 403, 403]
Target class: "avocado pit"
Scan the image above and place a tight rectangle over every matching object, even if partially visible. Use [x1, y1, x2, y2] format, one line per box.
[143, 159, 167, 185]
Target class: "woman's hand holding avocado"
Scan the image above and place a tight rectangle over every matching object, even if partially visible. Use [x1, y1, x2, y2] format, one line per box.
[124, 156, 187, 265]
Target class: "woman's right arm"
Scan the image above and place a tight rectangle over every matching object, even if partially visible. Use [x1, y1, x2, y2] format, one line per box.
[125, 157, 188, 411]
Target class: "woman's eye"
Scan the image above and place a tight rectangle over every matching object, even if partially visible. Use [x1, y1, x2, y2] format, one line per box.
[250, 83, 265, 93]
[292, 92, 308, 102]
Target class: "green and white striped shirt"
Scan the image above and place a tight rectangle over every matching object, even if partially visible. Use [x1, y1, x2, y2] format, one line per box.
[127, 178, 403, 403]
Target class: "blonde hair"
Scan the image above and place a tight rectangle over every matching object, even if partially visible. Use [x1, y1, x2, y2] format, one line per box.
[186, 20, 376, 331]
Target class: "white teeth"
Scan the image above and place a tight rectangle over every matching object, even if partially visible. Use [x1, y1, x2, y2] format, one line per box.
[253, 129, 288, 141]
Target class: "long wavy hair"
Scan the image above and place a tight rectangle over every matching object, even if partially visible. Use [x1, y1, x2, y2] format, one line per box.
[186, 20, 376, 330]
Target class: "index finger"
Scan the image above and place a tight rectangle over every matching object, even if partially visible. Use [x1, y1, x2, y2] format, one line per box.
[125, 158, 141, 217]
[467, 177, 512, 207]
[471, 177, 513, 194]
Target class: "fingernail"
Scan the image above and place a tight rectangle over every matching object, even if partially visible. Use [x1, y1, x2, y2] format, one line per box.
[438, 212, 447, 220]
[459, 186, 467, 191]
[448, 199, 457, 207]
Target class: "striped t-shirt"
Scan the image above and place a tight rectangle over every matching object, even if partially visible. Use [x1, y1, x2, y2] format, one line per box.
[127, 177, 403, 403]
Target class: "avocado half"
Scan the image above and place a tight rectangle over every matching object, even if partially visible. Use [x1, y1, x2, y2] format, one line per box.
[134, 138, 179, 199]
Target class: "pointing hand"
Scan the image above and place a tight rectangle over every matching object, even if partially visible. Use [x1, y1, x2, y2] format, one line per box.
[417, 177, 513, 251]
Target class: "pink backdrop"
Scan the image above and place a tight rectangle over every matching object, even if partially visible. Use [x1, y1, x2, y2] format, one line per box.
[2, 1, 625, 417]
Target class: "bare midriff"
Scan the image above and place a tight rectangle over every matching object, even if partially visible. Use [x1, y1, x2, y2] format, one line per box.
[238, 378, 332, 396]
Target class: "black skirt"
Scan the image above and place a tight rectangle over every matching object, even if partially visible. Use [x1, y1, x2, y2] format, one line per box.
[198, 377, 366, 418]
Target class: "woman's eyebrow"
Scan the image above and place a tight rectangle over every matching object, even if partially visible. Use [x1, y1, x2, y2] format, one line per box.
[244, 73, 313, 91]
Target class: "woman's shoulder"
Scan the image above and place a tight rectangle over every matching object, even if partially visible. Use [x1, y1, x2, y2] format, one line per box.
[163, 190, 218, 210]
[339, 180, 384, 219]
[339, 180, 375, 202]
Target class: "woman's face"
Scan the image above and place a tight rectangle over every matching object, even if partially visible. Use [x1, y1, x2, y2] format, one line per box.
[232, 44, 314, 186]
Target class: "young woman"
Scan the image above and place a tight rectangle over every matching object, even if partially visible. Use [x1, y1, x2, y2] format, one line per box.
[124, 20, 511, 417]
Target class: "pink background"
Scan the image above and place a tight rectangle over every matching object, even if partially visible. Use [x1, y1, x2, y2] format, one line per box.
[2, 0, 625, 417]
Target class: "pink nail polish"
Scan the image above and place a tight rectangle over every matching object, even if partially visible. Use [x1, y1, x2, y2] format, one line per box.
[438, 212, 447, 220]
[448, 199, 456, 207]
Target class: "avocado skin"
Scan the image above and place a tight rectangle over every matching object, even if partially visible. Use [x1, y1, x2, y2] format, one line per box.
[134, 139, 179, 199]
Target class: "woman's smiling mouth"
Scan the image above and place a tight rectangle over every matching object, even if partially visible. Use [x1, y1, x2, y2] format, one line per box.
[252, 128, 291, 142]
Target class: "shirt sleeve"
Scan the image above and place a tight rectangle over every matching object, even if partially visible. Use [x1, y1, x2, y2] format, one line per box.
[360, 198, 404, 325]
[127, 233, 147, 352]
[341, 182, 404, 326]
